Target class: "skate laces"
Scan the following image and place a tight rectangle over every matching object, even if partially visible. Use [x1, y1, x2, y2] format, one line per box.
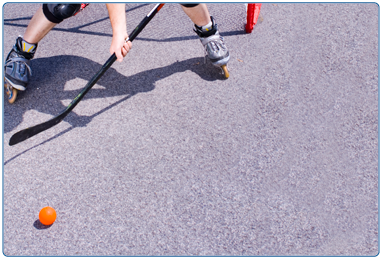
[209, 40, 220, 52]
[202, 34, 226, 56]
[199, 33, 226, 64]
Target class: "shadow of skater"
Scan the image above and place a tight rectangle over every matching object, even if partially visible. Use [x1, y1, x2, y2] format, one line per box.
[4, 55, 222, 134]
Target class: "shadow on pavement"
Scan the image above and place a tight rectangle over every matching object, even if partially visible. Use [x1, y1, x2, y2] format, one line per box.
[33, 220, 53, 230]
[3, 4, 150, 38]
[4, 4, 245, 42]
[4, 54, 222, 135]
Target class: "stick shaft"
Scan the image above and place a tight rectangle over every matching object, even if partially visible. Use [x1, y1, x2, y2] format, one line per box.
[9, 4, 164, 146]
[64, 3, 165, 115]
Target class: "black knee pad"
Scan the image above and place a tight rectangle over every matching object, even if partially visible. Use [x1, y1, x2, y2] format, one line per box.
[43, 4, 82, 23]
[181, 4, 200, 8]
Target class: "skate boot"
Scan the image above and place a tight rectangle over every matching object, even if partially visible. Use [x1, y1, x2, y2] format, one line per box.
[4, 36, 37, 103]
[194, 16, 230, 78]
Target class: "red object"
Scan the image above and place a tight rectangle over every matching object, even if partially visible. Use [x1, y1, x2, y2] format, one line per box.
[74, 3, 89, 16]
[39, 207, 57, 225]
[246, 3, 262, 33]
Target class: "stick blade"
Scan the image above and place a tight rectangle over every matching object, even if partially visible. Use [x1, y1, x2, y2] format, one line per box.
[9, 128, 34, 146]
[9, 116, 64, 146]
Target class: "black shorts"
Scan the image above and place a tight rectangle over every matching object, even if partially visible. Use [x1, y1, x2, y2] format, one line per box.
[181, 4, 200, 8]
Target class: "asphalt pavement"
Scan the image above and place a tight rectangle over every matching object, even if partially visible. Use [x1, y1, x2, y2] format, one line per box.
[2, 3, 379, 256]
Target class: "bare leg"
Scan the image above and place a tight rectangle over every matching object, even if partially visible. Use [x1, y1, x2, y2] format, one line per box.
[181, 4, 211, 27]
[23, 6, 56, 44]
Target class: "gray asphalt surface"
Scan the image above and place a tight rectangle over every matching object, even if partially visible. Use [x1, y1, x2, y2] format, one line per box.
[2, 3, 379, 256]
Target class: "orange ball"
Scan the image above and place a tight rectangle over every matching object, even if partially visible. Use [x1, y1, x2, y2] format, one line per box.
[39, 206, 56, 225]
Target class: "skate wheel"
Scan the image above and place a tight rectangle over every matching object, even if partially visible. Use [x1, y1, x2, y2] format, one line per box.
[221, 65, 229, 79]
[4, 81, 18, 104]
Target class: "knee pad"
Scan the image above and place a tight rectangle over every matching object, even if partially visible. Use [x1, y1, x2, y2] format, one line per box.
[181, 4, 200, 8]
[43, 4, 82, 23]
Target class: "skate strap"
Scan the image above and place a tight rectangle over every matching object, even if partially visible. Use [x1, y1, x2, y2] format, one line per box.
[200, 33, 223, 47]
[5, 57, 32, 75]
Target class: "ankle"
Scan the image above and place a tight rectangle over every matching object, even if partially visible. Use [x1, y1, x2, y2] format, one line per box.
[194, 16, 218, 37]
[15, 37, 37, 59]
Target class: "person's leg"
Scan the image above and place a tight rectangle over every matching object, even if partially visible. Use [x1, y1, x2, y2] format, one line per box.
[4, 5, 58, 102]
[4, 4, 82, 102]
[180, 4, 230, 78]
[180, 4, 211, 27]
[23, 5, 56, 44]
[4, 5, 58, 96]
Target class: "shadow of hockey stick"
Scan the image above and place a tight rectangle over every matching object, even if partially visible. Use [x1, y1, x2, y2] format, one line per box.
[4, 94, 132, 165]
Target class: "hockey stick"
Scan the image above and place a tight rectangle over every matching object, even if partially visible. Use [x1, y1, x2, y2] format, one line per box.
[9, 3, 164, 146]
